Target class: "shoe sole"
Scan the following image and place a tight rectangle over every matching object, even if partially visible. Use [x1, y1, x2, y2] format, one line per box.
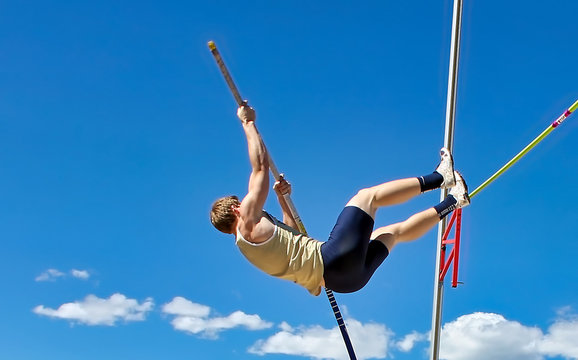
[453, 171, 470, 206]
[439, 149, 456, 189]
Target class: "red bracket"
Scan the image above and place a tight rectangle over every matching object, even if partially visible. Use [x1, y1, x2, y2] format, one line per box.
[439, 208, 462, 288]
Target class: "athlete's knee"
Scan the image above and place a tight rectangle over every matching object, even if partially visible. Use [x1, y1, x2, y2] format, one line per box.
[351, 187, 376, 206]
[344, 188, 378, 218]
[372, 224, 401, 250]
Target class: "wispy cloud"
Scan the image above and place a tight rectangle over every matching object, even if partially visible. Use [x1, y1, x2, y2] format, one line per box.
[249, 319, 392, 360]
[35, 268, 91, 282]
[35, 269, 66, 282]
[395, 330, 428, 352]
[70, 269, 90, 280]
[162, 296, 273, 339]
[33, 293, 154, 326]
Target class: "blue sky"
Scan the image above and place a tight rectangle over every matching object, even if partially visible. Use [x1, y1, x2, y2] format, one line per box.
[1, 1, 577, 359]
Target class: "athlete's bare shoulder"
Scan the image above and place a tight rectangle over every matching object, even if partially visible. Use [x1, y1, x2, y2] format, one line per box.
[238, 214, 276, 244]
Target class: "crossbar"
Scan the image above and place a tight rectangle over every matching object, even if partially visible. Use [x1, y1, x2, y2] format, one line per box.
[470, 100, 578, 198]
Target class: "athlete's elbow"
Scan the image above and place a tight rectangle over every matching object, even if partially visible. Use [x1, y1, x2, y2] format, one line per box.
[257, 153, 269, 171]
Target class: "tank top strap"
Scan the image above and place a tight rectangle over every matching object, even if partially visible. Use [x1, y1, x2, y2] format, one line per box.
[262, 210, 279, 226]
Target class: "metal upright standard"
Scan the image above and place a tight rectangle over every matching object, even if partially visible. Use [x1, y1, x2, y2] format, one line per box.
[208, 41, 357, 360]
[430, 0, 463, 359]
[431, 98, 578, 348]
[428, 0, 576, 356]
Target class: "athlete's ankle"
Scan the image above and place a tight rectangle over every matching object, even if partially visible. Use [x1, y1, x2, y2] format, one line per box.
[418, 172, 444, 192]
[434, 195, 458, 219]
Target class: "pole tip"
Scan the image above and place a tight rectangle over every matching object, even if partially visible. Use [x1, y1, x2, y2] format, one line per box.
[207, 41, 216, 51]
[569, 100, 578, 113]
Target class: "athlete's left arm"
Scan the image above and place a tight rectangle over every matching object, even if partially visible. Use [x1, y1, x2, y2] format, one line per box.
[273, 175, 299, 229]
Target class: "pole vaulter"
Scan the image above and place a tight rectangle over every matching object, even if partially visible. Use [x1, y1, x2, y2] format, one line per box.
[208, 41, 358, 360]
[208, 38, 577, 360]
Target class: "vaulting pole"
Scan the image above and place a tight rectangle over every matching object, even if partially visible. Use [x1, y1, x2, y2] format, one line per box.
[430, 1, 463, 359]
[208, 41, 357, 360]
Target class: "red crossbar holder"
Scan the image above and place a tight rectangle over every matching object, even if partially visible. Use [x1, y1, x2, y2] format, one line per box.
[439, 208, 462, 288]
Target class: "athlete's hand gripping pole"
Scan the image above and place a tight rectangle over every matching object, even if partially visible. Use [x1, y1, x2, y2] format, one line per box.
[208, 40, 357, 360]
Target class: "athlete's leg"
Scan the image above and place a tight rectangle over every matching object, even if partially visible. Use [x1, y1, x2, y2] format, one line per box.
[371, 208, 440, 251]
[372, 170, 471, 252]
[345, 178, 421, 218]
[345, 148, 455, 218]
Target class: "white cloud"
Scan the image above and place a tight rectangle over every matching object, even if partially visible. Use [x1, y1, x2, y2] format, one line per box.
[539, 317, 578, 359]
[33, 293, 154, 326]
[35, 269, 65, 282]
[244, 310, 578, 360]
[70, 269, 90, 280]
[439, 311, 578, 360]
[249, 318, 392, 360]
[162, 296, 273, 339]
[439, 312, 543, 360]
[163, 296, 210, 317]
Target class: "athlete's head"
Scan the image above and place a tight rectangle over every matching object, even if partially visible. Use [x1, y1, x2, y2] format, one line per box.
[210, 195, 241, 234]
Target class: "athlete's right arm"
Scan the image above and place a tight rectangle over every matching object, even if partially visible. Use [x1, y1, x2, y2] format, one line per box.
[273, 176, 298, 230]
[238, 106, 269, 234]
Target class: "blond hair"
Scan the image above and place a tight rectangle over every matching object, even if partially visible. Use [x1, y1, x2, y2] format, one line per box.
[210, 195, 241, 233]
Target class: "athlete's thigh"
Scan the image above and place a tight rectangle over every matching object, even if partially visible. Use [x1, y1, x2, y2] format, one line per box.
[345, 188, 376, 219]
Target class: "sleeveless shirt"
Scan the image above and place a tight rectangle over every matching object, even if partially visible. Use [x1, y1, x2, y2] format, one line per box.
[235, 212, 324, 296]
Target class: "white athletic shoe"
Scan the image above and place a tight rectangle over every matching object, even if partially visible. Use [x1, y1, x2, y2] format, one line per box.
[449, 171, 470, 208]
[436, 147, 456, 189]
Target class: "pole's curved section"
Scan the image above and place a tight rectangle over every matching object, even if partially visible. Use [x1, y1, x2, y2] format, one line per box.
[430, 1, 463, 359]
[208, 41, 356, 360]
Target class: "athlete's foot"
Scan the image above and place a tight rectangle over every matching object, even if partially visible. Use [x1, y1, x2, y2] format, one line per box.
[436, 147, 456, 189]
[449, 171, 470, 208]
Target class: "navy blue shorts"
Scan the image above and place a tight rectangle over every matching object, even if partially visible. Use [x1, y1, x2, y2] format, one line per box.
[321, 206, 389, 293]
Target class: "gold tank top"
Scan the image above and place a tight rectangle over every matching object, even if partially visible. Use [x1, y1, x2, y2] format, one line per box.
[235, 212, 324, 296]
